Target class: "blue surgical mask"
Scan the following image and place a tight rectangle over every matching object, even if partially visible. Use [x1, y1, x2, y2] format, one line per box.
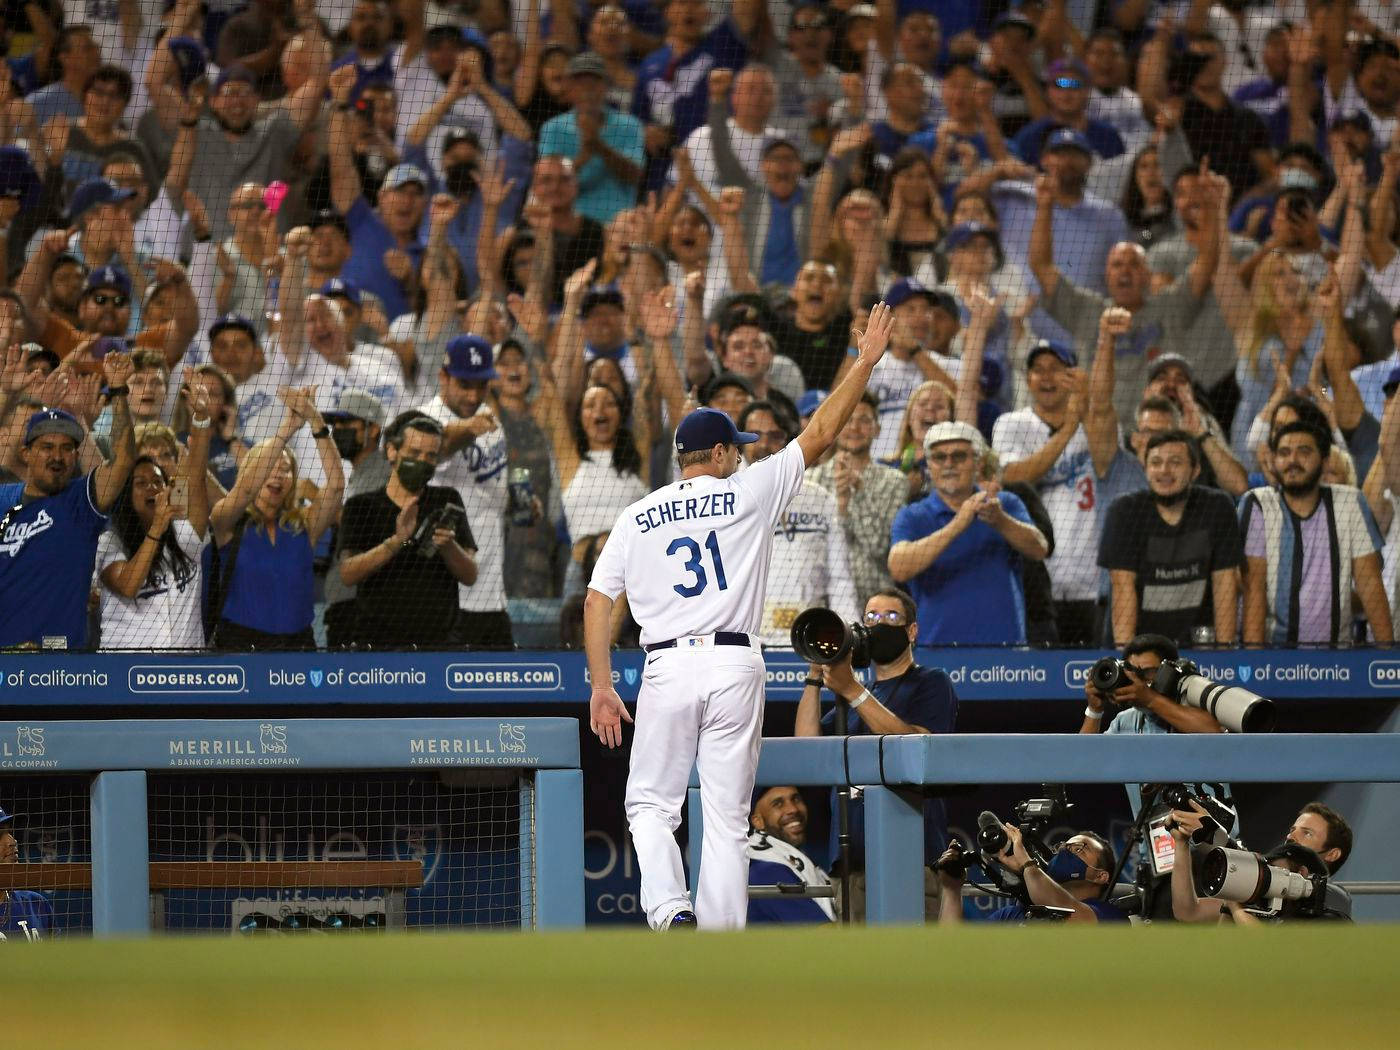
[1047, 847, 1091, 883]
[1279, 168, 1318, 192]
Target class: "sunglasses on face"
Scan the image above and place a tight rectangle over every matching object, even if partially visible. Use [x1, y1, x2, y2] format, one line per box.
[928, 449, 972, 465]
[90, 293, 129, 308]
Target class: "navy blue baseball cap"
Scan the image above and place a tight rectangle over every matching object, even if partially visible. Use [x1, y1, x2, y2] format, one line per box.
[0, 145, 39, 201]
[1382, 365, 1400, 398]
[68, 177, 136, 223]
[24, 407, 85, 446]
[443, 334, 497, 381]
[208, 312, 258, 342]
[84, 265, 133, 299]
[320, 277, 362, 307]
[1026, 339, 1078, 369]
[674, 407, 758, 454]
[885, 277, 937, 310]
[943, 221, 1001, 255]
[1043, 127, 1093, 156]
[167, 36, 208, 92]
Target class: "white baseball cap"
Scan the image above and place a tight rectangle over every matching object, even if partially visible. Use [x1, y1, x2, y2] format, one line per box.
[922, 420, 984, 453]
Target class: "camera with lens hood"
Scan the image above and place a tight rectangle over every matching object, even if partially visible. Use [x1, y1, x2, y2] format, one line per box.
[789, 607, 872, 668]
[1200, 842, 1350, 920]
[1087, 656, 1276, 733]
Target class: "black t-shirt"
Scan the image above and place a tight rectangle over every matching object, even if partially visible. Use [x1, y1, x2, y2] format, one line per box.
[548, 217, 605, 306]
[772, 312, 852, 390]
[1097, 485, 1245, 645]
[1181, 95, 1270, 202]
[337, 485, 476, 647]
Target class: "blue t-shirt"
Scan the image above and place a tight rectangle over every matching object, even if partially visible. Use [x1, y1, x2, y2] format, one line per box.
[985, 897, 1128, 923]
[343, 196, 424, 322]
[0, 890, 56, 940]
[218, 521, 315, 635]
[632, 27, 747, 191]
[891, 489, 1033, 645]
[821, 664, 958, 867]
[1011, 118, 1126, 167]
[539, 108, 646, 225]
[760, 189, 804, 286]
[0, 472, 109, 648]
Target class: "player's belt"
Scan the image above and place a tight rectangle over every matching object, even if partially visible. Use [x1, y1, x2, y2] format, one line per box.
[643, 631, 752, 652]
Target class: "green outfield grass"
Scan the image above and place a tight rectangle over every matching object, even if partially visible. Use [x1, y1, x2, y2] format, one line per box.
[6, 925, 1400, 1048]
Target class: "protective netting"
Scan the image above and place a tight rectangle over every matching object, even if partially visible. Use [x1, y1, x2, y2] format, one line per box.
[0, 2, 1394, 653]
[0, 770, 525, 937]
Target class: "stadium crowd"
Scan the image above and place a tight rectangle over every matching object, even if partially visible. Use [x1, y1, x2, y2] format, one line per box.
[0, 0, 1397, 651]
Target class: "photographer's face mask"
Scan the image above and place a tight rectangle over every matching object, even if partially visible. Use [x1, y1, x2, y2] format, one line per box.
[866, 623, 911, 664]
[1048, 845, 1097, 884]
[395, 457, 436, 493]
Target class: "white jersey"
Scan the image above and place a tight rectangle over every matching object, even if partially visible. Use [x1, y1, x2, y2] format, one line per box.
[96, 520, 207, 650]
[992, 407, 1111, 602]
[418, 395, 507, 612]
[868, 353, 928, 461]
[759, 479, 860, 646]
[589, 442, 807, 646]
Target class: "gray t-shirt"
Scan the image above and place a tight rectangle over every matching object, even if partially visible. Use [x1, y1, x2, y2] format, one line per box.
[1044, 275, 1210, 426]
[1145, 232, 1257, 388]
[187, 113, 302, 242]
[771, 52, 844, 166]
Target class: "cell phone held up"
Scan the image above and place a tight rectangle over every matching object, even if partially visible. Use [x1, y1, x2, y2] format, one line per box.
[168, 476, 190, 517]
[412, 503, 467, 558]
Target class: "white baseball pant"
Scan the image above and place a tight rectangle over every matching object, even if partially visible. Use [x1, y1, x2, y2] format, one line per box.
[624, 641, 766, 930]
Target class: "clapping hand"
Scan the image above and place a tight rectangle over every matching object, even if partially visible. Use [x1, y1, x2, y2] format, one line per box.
[393, 496, 419, 544]
[0, 343, 41, 397]
[102, 350, 134, 391]
[641, 285, 679, 342]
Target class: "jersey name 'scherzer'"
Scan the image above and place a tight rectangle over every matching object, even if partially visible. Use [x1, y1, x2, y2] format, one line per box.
[634, 491, 736, 533]
[589, 443, 806, 646]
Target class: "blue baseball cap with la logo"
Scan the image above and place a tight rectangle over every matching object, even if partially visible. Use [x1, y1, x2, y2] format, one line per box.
[674, 407, 758, 454]
[443, 334, 497, 381]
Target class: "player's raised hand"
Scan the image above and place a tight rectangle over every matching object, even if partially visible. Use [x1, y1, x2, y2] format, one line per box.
[590, 685, 632, 749]
[853, 300, 893, 367]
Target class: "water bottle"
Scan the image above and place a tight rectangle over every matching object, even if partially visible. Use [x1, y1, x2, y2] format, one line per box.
[508, 467, 535, 526]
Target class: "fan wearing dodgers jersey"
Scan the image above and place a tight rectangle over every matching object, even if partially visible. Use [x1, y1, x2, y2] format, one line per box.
[417, 334, 516, 647]
[0, 806, 56, 941]
[585, 302, 894, 932]
[737, 400, 859, 646]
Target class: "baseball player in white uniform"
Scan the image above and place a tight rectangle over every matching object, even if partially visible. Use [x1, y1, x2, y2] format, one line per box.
[585, 303, 894, 931]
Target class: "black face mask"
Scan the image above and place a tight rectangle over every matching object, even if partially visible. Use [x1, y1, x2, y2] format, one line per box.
[866, 623, 911, 664]
[332, 426, 363, 462]
[444, 162, 479, 198]
[395, 457, 436, 493]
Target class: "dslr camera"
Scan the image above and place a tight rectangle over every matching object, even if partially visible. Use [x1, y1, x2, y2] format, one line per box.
[1087, 656, 1275, 733]
[937, 787, 1074, 897]
[1200, 842, 1349, 921]
[790, 607, 871, 669]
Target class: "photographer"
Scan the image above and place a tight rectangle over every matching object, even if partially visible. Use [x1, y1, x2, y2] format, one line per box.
[335, 415, 477, 648]
[795, 588, 958, 920]
[1169, 801, 1353, 924]
[1078, 634, 1223, 737]
[936, 826, 1127, 925]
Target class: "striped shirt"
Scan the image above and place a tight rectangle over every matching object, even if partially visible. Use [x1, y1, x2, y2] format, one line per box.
[1240, 485, 1383, 645]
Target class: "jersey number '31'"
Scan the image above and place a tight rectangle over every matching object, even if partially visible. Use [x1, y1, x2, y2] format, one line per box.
[667, 531, 729, 597]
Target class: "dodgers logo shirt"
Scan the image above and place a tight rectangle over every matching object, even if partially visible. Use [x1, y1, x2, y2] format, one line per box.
[0, 472, 109, 648]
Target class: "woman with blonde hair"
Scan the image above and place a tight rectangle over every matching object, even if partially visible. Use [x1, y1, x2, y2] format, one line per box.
[207, 388, 344, 650]
[1213, 189, 1329, 461]
[883, 379, 955, 500]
